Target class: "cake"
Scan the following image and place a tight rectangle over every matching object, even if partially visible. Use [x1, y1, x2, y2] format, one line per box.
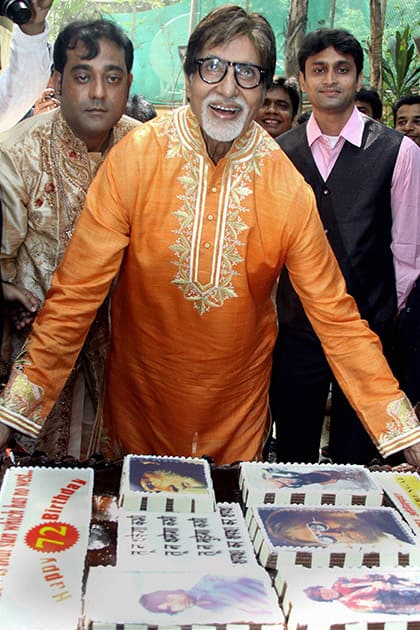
[246, 504, 419, 570]
[118, 454, 216, 512]
[275, 565, 420, 629]
[373, 471, 420, 536]
[0, 466, 93, 630]
[116, 501, 258, 569]
[240, 462, 383, 508]
[83, 565, 286, 628]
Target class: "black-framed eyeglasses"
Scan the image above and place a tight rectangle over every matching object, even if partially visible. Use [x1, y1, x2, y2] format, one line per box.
[306, 521, 338, 545]
[195, 56, 265, 89]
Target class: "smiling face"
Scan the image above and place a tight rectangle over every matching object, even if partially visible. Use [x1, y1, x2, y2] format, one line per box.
[300, 46, 362, 120]
[54, 37, 132, 152]
[395, 103, 420, 146]
[185, 35, 264, 162]
[255, 85, 295, 137]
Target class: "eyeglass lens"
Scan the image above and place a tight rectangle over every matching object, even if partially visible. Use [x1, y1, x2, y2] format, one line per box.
[197, 57, 262, 88]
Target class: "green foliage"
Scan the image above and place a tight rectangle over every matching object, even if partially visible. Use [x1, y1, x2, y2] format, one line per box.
[382, 25, 420, 106]
[48, 0, 108, 40]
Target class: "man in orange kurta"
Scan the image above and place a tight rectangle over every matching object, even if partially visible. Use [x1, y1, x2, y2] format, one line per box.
[0, 6, 419, 465]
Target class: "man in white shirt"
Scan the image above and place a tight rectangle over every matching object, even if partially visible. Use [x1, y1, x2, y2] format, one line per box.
[0, 0, 53, 133]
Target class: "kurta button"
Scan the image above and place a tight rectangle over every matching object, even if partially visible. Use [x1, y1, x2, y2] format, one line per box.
[204, 242, 211, 249]
[323, 188, 329, 195]
[211, 186, 217, 193]
[207, 214, 214, 220]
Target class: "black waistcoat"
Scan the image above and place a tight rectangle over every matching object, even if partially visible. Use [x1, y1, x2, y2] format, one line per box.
[276, 118, 402, 331]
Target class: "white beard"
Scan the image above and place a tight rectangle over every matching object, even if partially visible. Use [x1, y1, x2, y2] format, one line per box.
[200, 93, 250, 142]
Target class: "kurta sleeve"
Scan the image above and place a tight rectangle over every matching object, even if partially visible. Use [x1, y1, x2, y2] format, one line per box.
[0, 146, 30, 284]
[282, 182, 420, 457]
[0, 143, 132, 437]
[0, 25, 52, 133]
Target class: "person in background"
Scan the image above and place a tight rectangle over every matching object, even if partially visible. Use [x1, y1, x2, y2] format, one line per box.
[271, 28, 420, 465]
[355, 86, 382, 121]
[393, 94, 420, 147]
[0, 18, 139, 458]
[125, 93, 157, 122]
[0, 0, 53, 132]
[296, 109, 311, 124]
[255, 75, 299, 137]
[32, 65, 60, 115]
[391, 96, 420, 412]
[0, 6, 419, 467]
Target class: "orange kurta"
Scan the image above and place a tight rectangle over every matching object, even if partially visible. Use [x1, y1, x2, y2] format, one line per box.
[0, 106, 419, 464]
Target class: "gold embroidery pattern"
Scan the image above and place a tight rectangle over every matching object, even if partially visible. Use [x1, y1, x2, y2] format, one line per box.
[378, 397, 420, 447]
[0, 362, 44, 422]
[164, 108, 272, 315]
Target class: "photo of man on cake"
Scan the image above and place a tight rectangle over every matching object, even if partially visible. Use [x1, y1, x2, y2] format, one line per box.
[259, 507, 415, 547]
[129, 457, 209, 493]
[260, 467, 375, 490]
[139, 574, 273, 615]
[304, 573, 420, 614]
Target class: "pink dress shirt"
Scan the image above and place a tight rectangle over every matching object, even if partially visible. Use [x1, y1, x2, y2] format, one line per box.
[306, 107, 420, 310]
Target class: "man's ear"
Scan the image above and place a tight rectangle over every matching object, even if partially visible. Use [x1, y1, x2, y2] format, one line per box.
[298, 71, 305, 93]
[128, 73, 133, 91]
[183, 75, 190, 100]
[356, 72, 363, 92]
[51, 70, 62, 96]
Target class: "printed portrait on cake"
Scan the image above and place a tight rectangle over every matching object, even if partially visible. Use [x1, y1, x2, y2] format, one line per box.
[84, 568, 284, 625]
[304, 573, 420, 614]
[257, 506, 415, 548]
[259, 466, 376, 491]
[139, 574, 276, 618]
[128, 456, 209, 493]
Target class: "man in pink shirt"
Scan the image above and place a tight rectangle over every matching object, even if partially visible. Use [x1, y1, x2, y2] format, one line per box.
[271, 28, 420, 465]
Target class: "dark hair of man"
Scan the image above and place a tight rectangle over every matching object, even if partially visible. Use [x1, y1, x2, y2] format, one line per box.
[271, 75, 300, 117]
[297, 110, 311, 125]
[356, 86, 383, 120]
[125, 94, 157, 122]
[183, 4, 276, 90]
[393, 94, 420, 126]
[53, 19, 134, 75]
[298, 28, 363, 76]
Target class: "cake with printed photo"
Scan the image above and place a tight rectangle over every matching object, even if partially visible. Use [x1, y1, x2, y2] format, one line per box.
[84, 565, 286, 629]
[247, 504, 419, 570]
[119, 454, 216, 512]
[240, 462, 383, 508]
[276, 566, 420, 629]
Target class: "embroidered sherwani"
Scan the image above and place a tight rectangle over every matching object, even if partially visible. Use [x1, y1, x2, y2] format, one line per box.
[0, 106, 419, 464]
[0, 109, 140, 456]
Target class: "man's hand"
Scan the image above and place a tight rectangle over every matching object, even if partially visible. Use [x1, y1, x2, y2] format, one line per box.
[34, 87, 60, 115]
[404, 442, 420, 467]
[2, 283, 39, 331]
[0, 423, 11, 450]
[19, 0, 54, 36]
[3, 282, 38, 311]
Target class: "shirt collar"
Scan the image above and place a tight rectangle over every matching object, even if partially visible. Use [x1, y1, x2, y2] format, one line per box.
[306, 106, 365, 148]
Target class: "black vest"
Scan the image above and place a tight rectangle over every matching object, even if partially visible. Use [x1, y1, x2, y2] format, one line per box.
[276, 118, 402, 332]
